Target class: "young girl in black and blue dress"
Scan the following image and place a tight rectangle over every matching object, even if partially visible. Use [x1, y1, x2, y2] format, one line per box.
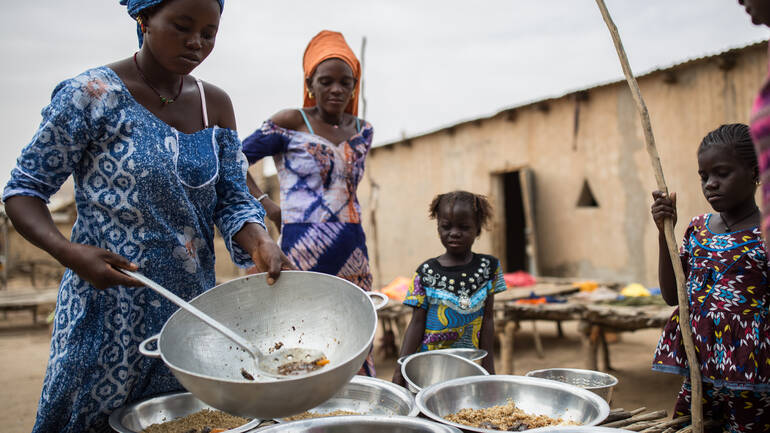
[392, 191, 506, 385]
[651, 124, 770, 432]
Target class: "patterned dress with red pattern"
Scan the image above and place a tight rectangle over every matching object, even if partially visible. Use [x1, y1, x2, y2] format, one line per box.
[653, 213, 770, 389]
[653, 214, 770, 431]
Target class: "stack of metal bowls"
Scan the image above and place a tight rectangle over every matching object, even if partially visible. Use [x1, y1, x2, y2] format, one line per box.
[415, 375, 610, 432]
[401, 351, 489, 393]
[108, 392, 262, 433]
[138, 271, 387, 420]
[260, 415, 461, 432]
[525, 368, 618, 403]
[278, 376, 418, 421]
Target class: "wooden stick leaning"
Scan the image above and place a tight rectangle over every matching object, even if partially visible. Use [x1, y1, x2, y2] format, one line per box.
[593, 1, 703, 432]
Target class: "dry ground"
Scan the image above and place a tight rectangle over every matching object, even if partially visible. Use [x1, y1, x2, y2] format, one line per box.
[0, 309, 682, 432]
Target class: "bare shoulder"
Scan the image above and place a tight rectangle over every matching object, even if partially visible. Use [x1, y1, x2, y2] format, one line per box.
[200, 80, 236, 129]
[270, 109, 304, 131]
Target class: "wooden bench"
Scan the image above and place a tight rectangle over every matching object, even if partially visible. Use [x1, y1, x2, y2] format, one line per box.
[0, 289, 58, 324]
[495, 300, 672, 373]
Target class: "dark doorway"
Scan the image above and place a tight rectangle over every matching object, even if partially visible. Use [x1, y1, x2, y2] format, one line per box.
[503, 171, 527, 272]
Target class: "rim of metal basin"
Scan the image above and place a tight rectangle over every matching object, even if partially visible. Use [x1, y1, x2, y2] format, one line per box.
[525, 368, 619, 389]
[525, 427, 634, 432]
[397, 348, 488, 365]
[401, 351, 489, 394]
[276, 376, 419, 422]
[258, 415, 462, 432]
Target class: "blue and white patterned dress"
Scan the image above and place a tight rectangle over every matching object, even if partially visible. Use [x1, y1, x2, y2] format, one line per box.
[3, 66, 265, 433]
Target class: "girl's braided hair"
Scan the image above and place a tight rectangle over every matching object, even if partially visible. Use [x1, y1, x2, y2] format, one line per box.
[428, 190, 493, 235]
[699, 123, 758, 181]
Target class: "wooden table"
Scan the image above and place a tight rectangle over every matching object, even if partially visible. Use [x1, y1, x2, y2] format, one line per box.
[0, 288, 58, 324]
[373, 278, 672, 375]
[495, 300, 673, 373]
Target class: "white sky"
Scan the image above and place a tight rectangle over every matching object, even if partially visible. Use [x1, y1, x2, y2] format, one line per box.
[1, 1, 769, 188]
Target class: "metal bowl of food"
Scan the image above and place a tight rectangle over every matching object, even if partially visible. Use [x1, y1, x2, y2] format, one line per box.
[260, 415, 462, 432]
[108, 392, 262, 432]
[397, 348, 488, 366]
[402, 351, 489, 393]
[415, 375, 610, 432]
[279, 376, 418, 421]
[139, 271, 387, 420]
[525, 368, 618, 403]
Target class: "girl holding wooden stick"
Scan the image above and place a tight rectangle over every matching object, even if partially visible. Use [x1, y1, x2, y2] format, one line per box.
[651, 124, 770, 432]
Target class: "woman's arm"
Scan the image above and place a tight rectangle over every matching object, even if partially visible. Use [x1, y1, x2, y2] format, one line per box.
[392, 307, 427, 386]
[4, 196, 141, 289]
[232, 222, 293, 285]
[479, 294, 496, 374]
[651, 191, 678, 306]
[246, 172, 281, 230]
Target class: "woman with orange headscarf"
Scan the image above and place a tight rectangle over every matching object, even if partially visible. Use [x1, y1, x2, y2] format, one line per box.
[242, 30, 376, 376]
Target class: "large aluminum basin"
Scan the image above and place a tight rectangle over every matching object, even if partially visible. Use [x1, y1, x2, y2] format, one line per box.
[140, 271, 385, 419]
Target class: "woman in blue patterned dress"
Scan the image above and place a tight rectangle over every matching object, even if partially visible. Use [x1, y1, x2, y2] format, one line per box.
[2, 0, 292, 431]
[242, 31, 376, 376]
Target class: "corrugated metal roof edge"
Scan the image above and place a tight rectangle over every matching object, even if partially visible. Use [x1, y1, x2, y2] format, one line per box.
[373, 39, 768, 151]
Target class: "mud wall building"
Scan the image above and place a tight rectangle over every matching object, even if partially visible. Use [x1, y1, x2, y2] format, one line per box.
[354, 42, 768, 288]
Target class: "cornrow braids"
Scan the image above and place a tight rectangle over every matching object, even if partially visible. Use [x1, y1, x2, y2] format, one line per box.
[428, 190, 494, 233]
[699, 123, 759, 181]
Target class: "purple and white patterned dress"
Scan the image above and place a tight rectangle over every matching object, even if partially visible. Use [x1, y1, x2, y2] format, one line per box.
[242, 115, 375, 375]
[3, 66, 265, 433]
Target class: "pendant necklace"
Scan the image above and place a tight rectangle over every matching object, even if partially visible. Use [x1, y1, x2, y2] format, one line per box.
[720, 206, 759, 232]
[133, 53, 183, 105]
[320, 112, 342, 129]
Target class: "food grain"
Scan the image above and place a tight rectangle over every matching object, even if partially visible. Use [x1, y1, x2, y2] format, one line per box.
[141, 409, 249, 433]
[445, 400, 578, 431]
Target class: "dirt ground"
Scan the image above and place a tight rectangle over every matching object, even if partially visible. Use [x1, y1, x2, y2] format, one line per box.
[0, 306, 683, 432]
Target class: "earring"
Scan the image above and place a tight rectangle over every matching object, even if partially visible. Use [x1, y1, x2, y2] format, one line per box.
[351, 91, 356, 100]
[308, 91, 313, 99]
[137, 17, 146, 33]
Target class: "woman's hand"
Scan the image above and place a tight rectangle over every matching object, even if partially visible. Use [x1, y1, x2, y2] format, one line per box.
[262, 198, 282, 232]
[235, 222, 295, 285]
[58, 243, 142, 290]
[392, 366, 407, 387]
[651, 190, 677, 231]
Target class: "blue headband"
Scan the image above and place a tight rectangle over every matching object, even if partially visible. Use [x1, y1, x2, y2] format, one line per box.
[119, 0, 224, 47]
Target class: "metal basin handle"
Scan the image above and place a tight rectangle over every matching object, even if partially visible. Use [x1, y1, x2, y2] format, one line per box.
[368, 292, 389, 310]
[139, 334, 161, 359]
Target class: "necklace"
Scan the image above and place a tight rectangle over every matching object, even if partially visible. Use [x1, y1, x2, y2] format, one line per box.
[133, 53, 183, 105]
[319, 112, 343, 129]
[720, 205, 759, 232]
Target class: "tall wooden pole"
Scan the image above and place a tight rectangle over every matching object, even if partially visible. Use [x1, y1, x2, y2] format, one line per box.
[359, 35, 383, 290]
[360, 36, 368, 120]
[594, 1, 703, 431]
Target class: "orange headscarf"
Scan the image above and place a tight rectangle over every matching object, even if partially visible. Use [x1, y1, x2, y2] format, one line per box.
[302, 30, 361, 117]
